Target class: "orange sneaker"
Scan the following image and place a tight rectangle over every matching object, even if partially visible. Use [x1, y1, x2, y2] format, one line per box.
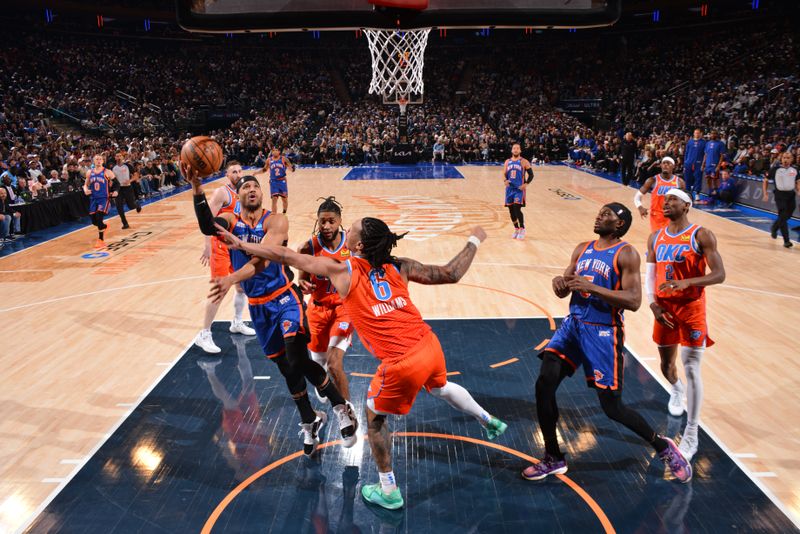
[93, 239, 105, 249]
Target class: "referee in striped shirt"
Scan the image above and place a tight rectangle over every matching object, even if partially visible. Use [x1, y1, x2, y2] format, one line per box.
[764, 151, 799, 248]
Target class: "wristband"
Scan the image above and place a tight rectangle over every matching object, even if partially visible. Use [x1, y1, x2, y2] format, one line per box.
[467, 235, 481, 248]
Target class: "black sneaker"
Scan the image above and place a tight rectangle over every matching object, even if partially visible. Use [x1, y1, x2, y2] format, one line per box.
[136, 205, 142, 213]
[121, 224, 130, 229]
[771, 229, 778, 239]
[784, 241, 793, 248]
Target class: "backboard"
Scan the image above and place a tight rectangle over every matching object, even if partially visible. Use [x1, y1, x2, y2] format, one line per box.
[176, 0, 622, 32]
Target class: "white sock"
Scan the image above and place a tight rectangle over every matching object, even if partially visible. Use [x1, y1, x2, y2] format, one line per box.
[684, 422, 699, 439]
[309, 351, 329, 372]
[378, 471, 397, 494]
[680, 345, 704, 427]
[671, 380, 685, 394]
[233, 291, 246, 322]
[429, 382, 491, 424]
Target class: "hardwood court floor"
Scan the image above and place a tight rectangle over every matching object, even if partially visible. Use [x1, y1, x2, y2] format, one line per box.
[1, 165, 798, 532]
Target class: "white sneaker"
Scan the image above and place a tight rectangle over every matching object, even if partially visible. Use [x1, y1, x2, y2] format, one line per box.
[678, 430, 698, 462]
[229, 320, 256, 336]
[299, 411, 327, 456]
[334, 401, 359, 448]
[194, 329, 221, 354]
[668, 382, 686, 417]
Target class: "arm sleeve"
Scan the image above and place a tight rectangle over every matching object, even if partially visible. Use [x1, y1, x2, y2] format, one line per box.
[525, 167, 534, 184]
[633, 190, 644, 208]
[645, 262, 656, 304]
[194, 193, 230, 236]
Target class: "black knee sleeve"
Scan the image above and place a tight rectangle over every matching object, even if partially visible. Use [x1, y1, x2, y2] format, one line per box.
[285, 336, 327, 386]
[272, 353, 306, 395]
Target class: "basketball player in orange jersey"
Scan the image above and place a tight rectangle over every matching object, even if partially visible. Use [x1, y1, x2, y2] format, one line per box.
[214, 218, 508, 510]
[296, 197, 355, 402]
[634, 157, 686, 232]
[646, 189, 725, 461]
[83, 154, 118, 248]
[194, 160, 256, 354]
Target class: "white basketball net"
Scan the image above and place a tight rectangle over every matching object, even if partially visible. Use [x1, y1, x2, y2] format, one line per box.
[364, 28, 430, 106]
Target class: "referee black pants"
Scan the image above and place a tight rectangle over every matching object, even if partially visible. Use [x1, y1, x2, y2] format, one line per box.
[115, 185, 139, 227]
[620, 160, 635, 186]
[771, 190, 797, 242]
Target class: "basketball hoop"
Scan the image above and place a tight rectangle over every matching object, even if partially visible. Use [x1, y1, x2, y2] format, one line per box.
[364, 27, 430, 106]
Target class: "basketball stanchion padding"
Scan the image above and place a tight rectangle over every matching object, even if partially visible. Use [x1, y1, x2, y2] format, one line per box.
[368, 0, 428, 10]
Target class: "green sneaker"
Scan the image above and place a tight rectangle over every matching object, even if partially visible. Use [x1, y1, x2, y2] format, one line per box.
[361, 483, 404, 510]
[484, 417, 508, 441]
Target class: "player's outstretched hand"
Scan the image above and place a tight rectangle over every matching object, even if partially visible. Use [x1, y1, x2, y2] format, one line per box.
[181, 162, 202, 189]
[637, 206, 648, 219]
[214, 222, 243, 250]
[470, 226, 487, 242]
[298, 279, 316, 294]
[649, 302, 675, 329]
[209, 276, 233, 304]
[199, 242, 211, 267]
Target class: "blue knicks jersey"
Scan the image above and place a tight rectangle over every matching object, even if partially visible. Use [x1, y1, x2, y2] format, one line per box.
[88, 169, 109, 199]
[685, 138, 706, 164]
[569, 240, 630, 326]
[504, 158, 524, 188]
[229, 208, 291, 298]
[703, 140, 725, 169]
[269, 157, 287, 181]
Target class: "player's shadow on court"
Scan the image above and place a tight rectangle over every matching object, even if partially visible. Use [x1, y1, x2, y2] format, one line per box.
[70, 309, 195, 348]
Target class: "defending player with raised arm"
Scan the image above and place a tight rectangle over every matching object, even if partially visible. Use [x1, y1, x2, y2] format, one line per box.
[523, 203, 693, 484]
[645, 188, 725, 462]
[187, 164, 357, 456]
[215, 217, 507, 511]
[633, 156, 686, 232]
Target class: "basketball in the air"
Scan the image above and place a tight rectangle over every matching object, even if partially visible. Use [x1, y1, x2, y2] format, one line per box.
[180, 136, 223, 177]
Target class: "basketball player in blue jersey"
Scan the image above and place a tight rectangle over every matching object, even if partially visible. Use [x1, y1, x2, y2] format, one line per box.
[82, 154, 118, 248]
[522, 203, 692, 483]
[683, 129, 706, 201]
[700, 130, 726, 198]
[265, 147, 294, 215]
[187, 164, 357, 456]
[503, 143, 534, 239]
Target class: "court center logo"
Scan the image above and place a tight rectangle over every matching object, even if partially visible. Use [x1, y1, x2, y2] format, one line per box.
[356, 194, 502, 241]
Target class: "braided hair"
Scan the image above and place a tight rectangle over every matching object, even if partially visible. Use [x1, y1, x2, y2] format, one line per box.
[360, 217, 407, 271]
[313, 196, 343, 236]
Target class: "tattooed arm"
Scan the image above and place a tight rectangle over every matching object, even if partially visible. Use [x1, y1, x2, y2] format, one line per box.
[398, 226, 486, 285]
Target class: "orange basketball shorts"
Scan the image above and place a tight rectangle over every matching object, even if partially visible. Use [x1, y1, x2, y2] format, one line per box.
[210, 236, 234, 278]
[367, 331, 448, 416]
[652, 297, 714, 348]
[306, 302, 354, 353]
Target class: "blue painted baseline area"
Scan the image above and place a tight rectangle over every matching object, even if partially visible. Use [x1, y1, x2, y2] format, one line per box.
[23, 319, 797, 533]
[343, 163, 465, 180]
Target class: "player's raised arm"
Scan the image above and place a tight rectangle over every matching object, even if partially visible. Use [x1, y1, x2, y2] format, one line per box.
[215, 222, 348, 287]
[397, 226, 486, 285]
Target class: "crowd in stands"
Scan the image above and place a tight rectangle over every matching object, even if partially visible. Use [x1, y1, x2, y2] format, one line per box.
[1, 19, 798, 233]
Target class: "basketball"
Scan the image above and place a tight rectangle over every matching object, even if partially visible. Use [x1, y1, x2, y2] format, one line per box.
[180, 136, 223, 177]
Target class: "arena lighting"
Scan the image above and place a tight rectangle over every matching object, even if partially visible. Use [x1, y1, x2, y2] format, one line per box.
[96, 14, 103, 28]
[701, 3, 708, 16]
[652, 9, 660, 22]
[751, 0, 759, 8]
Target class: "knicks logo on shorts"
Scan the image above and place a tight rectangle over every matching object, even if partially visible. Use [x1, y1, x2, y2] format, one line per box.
[281, 320, 293, 333]
[690, 330, 703, 341]
[594, 369, 604, 381]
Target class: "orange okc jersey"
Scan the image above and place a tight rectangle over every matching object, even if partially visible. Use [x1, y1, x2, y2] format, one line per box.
[654, 223, 707, 301]
[308, 230, 351, 306]
[649, 174, 679, 231]
[342, 256, 431, 361]
[216, 183, 238, 216]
